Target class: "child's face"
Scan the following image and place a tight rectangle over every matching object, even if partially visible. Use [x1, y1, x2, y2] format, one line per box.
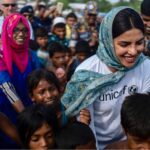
[29, 122, 55, 150]
[66, 17, 77, 28]
[76, 52, 88, 63]
[31, 79, 59, 105]
[51, 52, 66, 69]
[127, 133, 150, 150]
[53, 27, 66, 39]
[36, 37, 48, 49]
[65, 52, 72, 65]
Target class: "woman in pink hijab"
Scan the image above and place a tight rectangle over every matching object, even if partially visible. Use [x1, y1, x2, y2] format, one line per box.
[0, 13, 40, 148]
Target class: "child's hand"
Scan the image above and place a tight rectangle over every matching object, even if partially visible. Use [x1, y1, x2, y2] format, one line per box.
[55, 67, 67, 83]
[79, 108, 91, 125]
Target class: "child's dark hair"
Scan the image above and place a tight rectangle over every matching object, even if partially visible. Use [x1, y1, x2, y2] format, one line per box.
[56, 121, 96, 149]
[27, 69, 60, 96]
[121, 93, 150, 139]
[53, 23, 65, 29]
[113, 8, 144, 39]
[35, 27, 48, 39]
[29, 39, 39, 51]
[17, 103, 58, 148]
[48, 41, 66, 57]
[141, 0, 150, 16]
[75, 40, 90, 54]
[66, 12, 77, 20]
[37, 4, 46, 10]
[63, 45, 72, 54]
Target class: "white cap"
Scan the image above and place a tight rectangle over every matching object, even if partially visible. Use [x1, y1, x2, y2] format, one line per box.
[52, 17, 66, 27]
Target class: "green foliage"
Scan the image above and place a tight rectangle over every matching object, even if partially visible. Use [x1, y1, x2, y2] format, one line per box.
[98, 0, 112, 12]
[112, 0, 142, 12]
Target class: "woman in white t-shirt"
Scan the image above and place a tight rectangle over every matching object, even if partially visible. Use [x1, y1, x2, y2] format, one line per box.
[61, 6, 150, 149]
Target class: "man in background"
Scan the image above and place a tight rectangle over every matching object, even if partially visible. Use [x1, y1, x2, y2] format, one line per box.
[0, 0, 17, 34]
[141, 0, 150, 53]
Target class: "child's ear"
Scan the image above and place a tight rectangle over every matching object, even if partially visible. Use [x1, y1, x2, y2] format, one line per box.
[29, 93, 35, 102]
[31, 97, 35, 102]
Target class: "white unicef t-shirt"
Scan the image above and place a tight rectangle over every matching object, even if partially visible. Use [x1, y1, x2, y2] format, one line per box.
[76, 54, 150, 150]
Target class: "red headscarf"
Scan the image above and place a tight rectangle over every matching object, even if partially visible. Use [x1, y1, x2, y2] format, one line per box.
[0, 13, 30, 76]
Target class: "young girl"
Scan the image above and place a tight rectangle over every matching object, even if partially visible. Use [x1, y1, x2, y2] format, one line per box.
[17, 104, 58, 150]
[27, 69, 91, 126]
[61, 7, 150, 149]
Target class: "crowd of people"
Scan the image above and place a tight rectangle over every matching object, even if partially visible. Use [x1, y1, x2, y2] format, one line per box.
[0, 0, 150, 149]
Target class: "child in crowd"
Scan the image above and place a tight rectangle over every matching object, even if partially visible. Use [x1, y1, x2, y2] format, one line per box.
[67, 40, 91, 81]
[56, 121, 96, 149]
[64, 46, 73, 68]
[46, 41, 67, 92]
[48, 17, 69, 47]
[17, 104, 58, 150]
[35, 27, 49, 67]
[140, 0, 150, 56]
[65, 12, 78, 39]
[105, 93, 150, 149]
[47, 41, 67, 72]
[27, 69, 91, 127]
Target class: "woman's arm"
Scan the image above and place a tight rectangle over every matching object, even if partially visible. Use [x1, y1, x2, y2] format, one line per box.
[0, 112, 21, 144]
[0, 82, 24, 113]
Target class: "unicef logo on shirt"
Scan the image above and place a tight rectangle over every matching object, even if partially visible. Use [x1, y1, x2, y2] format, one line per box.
[128, 85, 138, 95]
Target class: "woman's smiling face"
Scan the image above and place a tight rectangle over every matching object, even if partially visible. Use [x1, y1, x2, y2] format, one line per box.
[13, 21, 28, 45]
[113, 28, 145, 68]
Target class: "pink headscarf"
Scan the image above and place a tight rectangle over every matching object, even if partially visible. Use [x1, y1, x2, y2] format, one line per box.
[0, 13, 30, 76]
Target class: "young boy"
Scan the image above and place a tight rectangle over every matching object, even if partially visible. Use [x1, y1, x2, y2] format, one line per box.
[46, 41, 67, 92]
[27, 69, 91, 126]
[65, 12, 78, 39]
[140, 0, 150, 55]
[48, 17, 69, 47]
[56, 121, 96, 149]
[47, 41, 67, 72]
[105, 93, 150, 149]
[35, 27, 49, 67]
[67, 40, 91, 81]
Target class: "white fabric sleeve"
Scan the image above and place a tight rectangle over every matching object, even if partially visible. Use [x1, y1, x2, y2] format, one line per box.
[0, 82, 20, 103]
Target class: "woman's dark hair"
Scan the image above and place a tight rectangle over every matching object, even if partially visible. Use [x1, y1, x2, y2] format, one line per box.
[27, 69, 60, 96]
[56, 121, 96, 149]
[17, 104, 58, 148]
[112, 8, 144, 39]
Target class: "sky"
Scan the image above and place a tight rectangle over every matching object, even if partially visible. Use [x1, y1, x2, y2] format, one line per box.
[108, 0, 119, 3]
[108, 0, 129, 3]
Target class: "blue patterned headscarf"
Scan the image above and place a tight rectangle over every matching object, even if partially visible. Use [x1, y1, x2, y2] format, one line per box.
[61, 6, 146, 116]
